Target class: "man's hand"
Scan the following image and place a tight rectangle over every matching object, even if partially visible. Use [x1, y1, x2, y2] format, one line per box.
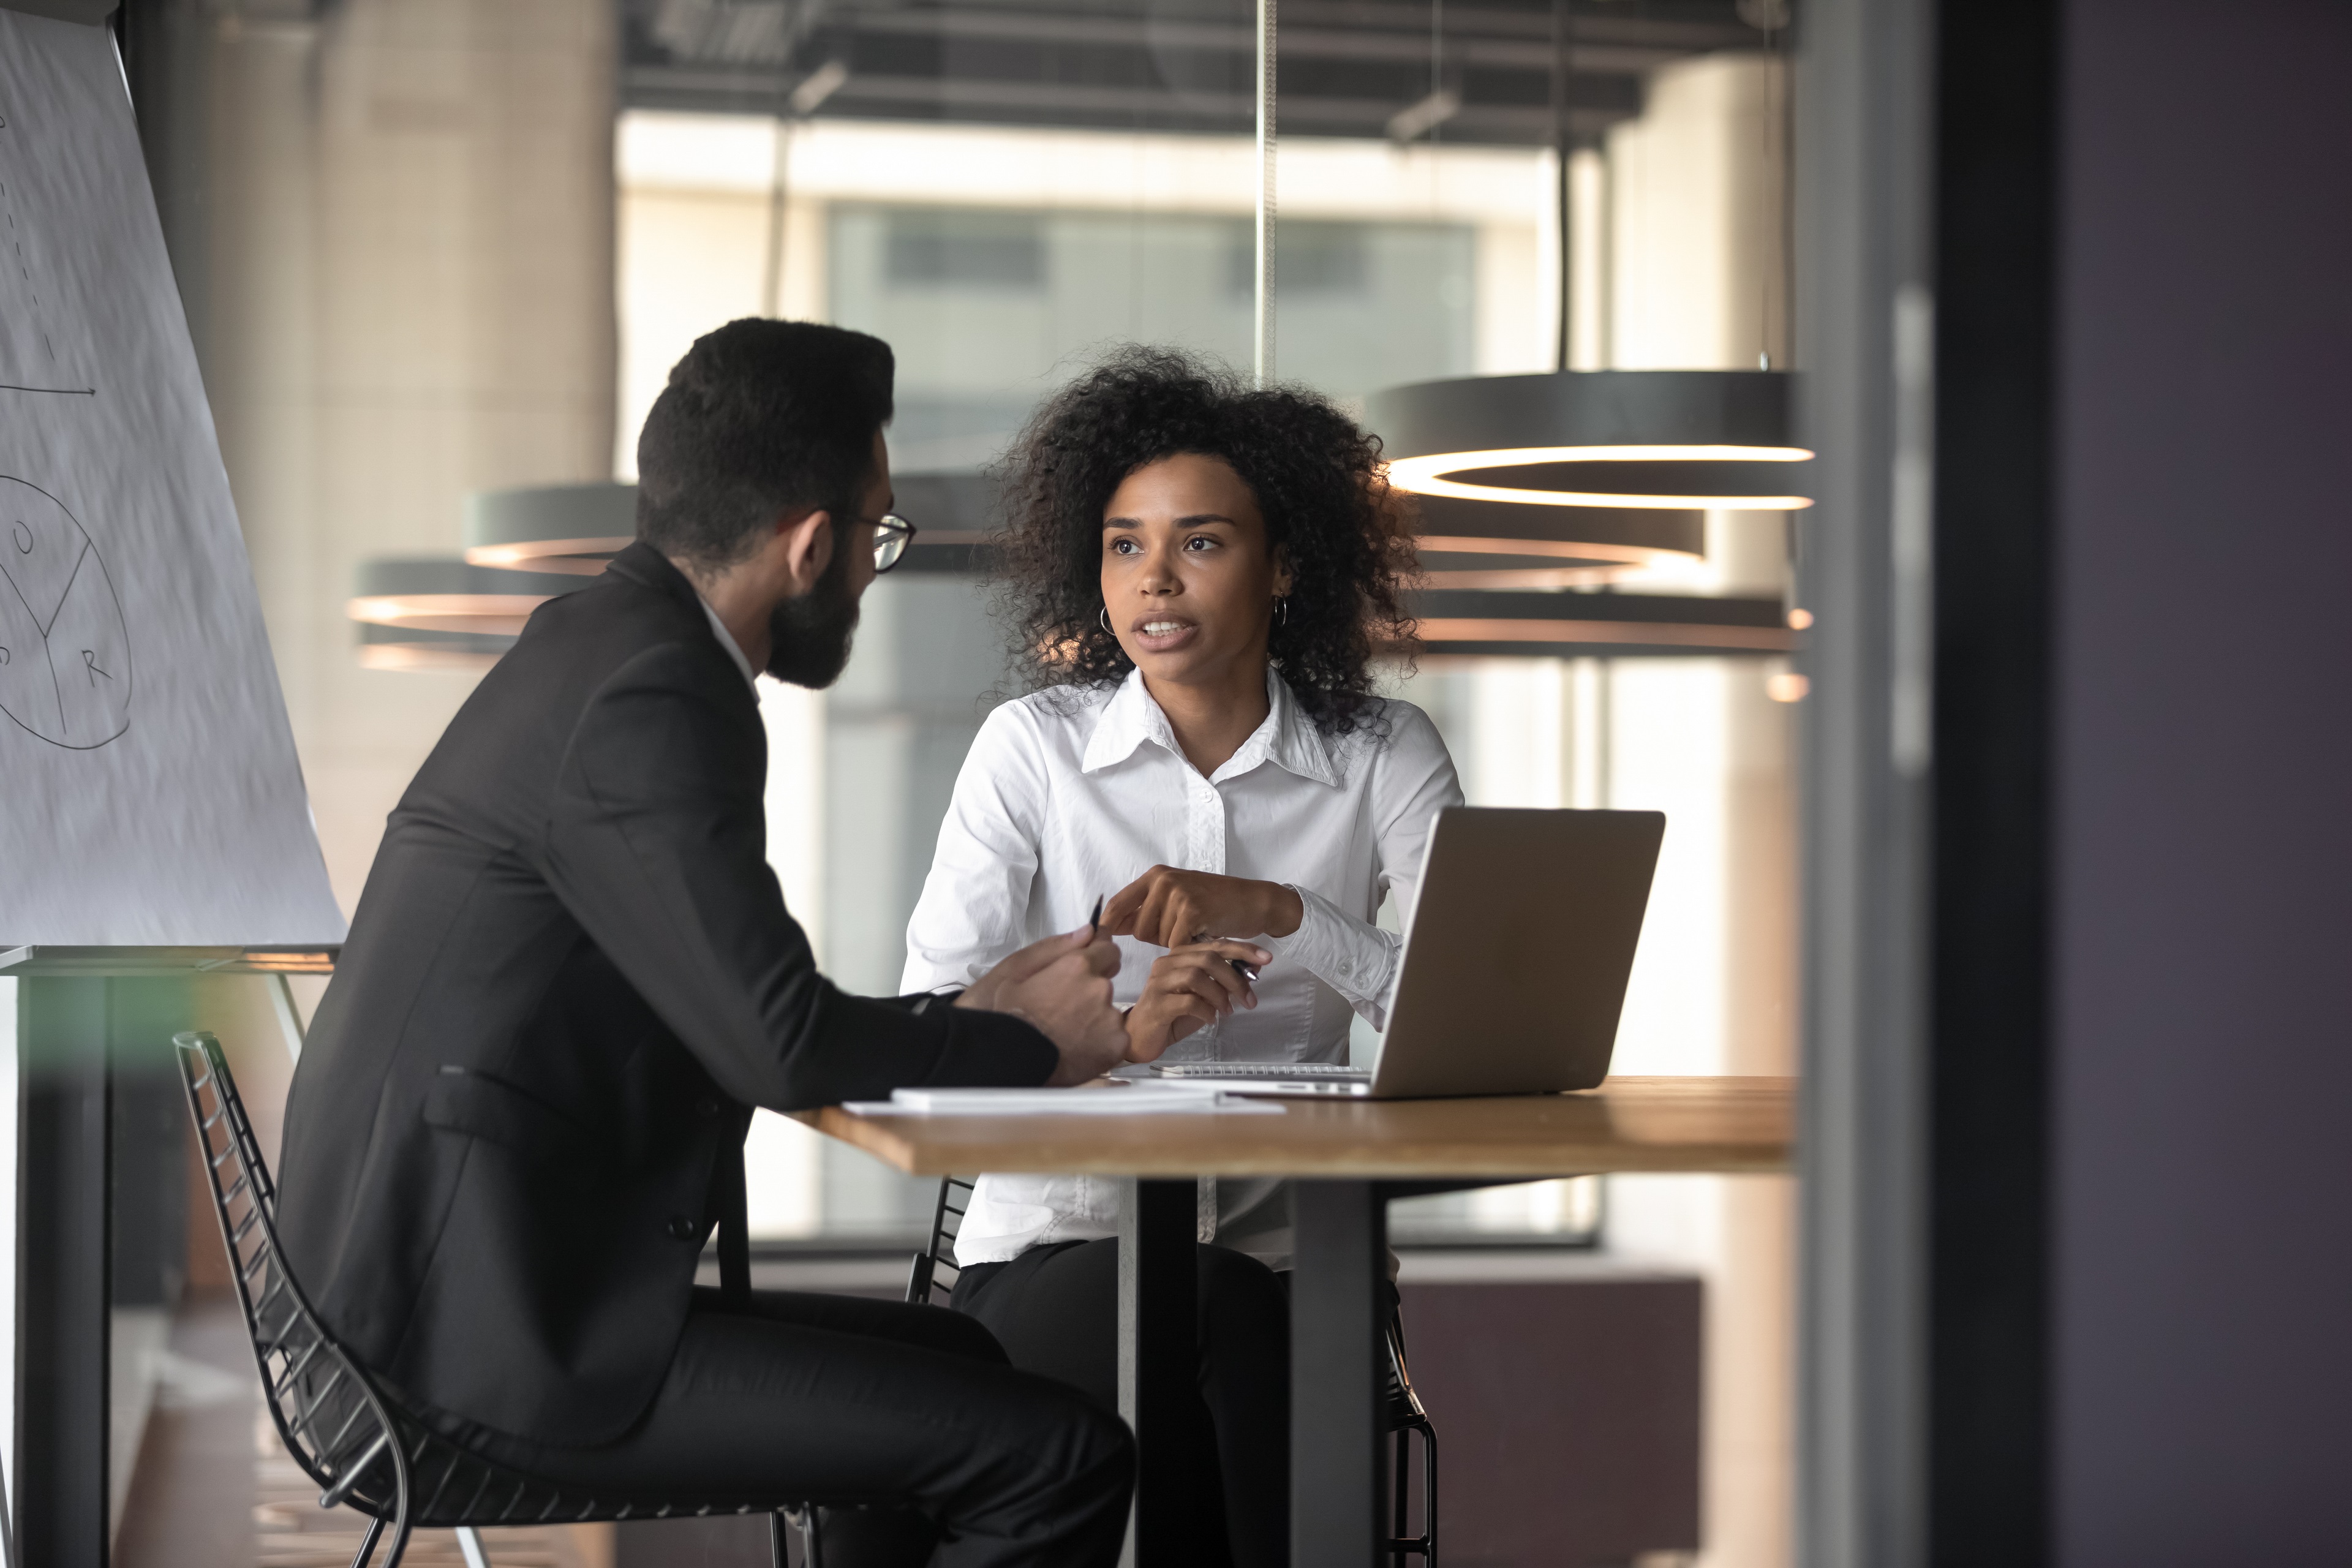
[957, 924, 1129, 1085]
[1123, 940, 1275, 1063]
[1101, 866, 1305, 949]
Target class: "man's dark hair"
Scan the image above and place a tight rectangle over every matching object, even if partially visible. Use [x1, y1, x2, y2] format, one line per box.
[635, 319, 894, 571]
[994, 347, 1418, 736]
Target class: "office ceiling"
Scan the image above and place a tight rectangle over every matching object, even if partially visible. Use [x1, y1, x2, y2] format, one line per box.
[620, 0, 1774, 146]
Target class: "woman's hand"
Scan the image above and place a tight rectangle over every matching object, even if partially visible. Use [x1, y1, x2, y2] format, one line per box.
[1102, 866, 1305, 949]
[1123, 940, 1275, 1063]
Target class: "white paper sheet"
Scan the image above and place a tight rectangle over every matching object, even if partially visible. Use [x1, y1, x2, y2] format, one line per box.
[0, 12, 343, 944]
[846, 1085, 1286, 1117]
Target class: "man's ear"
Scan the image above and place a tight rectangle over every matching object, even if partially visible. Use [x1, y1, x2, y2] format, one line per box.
[775, 507, 833, 595]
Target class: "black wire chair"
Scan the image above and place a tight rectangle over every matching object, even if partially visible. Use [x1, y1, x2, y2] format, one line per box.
[174, 1031, 827, 1568]
[904, 1175, 1438, 1564]
[1384, 1306, 1439, 1565]
[903, 1175, 978, 1308]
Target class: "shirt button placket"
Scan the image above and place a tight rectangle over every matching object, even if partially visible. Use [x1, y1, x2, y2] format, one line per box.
[1190, 778, 1226, 876]
[1188, 779, 1229, 1057]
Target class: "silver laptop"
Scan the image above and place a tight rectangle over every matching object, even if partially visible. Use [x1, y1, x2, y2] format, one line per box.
[1151, 807, 1665, 1099]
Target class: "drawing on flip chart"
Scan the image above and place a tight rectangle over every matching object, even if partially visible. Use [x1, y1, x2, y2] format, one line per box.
[0, 107, 97, 396]
[0, 475, 132, 748]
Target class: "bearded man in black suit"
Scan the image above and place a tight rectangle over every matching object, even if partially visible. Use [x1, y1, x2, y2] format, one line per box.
[278, 320, 1134, 1567]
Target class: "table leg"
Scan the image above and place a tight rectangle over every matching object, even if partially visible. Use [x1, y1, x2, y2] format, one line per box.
[1291, 1180, 1385, 1568]
[14, 977, 112, 1568]
[1117, 1177, 1197, 1568]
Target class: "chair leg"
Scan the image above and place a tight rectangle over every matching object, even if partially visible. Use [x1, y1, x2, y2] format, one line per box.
[347, 1518, 386, 1568]
[456, 1525, 491, 1568]
[1420, 1420, 1439, 1567]
[379, 1458, 417, 1568]
[1393, 1428, 1411, 1564]
[775, 1506, 824, 1568]
[1384, 1422, 1439, 1563]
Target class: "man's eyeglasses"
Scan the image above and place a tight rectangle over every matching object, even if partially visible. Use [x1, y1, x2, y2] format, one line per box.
[869, 513, 916, 574]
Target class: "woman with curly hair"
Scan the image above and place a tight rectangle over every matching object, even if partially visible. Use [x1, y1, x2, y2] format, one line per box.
[900, 349, 1463, 1567]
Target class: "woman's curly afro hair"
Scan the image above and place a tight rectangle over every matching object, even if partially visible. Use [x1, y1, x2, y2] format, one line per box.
[993, 347, 1418, 736]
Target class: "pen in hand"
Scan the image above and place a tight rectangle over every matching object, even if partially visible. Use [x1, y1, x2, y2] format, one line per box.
[1088, 894, 1104, 938]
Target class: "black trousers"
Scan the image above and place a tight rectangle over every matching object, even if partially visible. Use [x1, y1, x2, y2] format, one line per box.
[433, 1287, 1134, 1568]
[954, 1241, 1292, 1568]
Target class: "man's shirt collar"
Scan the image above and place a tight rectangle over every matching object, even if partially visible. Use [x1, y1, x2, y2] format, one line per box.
[695, 595, 760, 690]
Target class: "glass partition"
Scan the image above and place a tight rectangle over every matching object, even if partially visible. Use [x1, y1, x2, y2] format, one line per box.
[617, 100, 1599, 1242]
[97, 1, 1797, 1561]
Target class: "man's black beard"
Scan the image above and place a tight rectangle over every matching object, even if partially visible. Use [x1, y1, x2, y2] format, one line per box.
[763, 538, 861, 688]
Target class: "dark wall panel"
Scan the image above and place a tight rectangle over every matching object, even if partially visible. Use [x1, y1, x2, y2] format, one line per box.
[1928, 0, 2060, 1558]
[2052, 1, 2352, 1561]
[1400, 1276, 1702, 1568]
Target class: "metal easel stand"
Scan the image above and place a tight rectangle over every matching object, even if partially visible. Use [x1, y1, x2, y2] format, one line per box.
[1, 945, 336, 1568]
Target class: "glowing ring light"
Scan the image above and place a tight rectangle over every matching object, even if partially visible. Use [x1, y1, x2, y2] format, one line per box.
[1403, 589, 1803, 659]
[463, 483, 638, 575]
[347, 559, 586, 644]
[1368, 371, 1815, 511]
[1409, 495, 1704, 587]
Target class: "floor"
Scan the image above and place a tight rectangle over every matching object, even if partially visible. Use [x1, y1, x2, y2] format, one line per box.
[112, 1298, 603, 1568]
[116, 1253, 1702, 1568]
[113, 1300, 258, 1568]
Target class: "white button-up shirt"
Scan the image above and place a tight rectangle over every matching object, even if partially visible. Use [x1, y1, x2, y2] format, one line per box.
[902, 666, 1463, 1265]
[695, 594, 759, 688]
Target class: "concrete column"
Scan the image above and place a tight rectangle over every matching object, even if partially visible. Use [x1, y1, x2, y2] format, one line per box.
[1600, 50, 1798, 1568]
[194, 0, 617, 911]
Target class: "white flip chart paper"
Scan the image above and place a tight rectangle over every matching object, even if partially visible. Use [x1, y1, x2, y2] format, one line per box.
[0, 10, 344, 944]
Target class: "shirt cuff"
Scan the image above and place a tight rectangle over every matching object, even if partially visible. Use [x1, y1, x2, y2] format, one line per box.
[1270, 884, 1402, 1023]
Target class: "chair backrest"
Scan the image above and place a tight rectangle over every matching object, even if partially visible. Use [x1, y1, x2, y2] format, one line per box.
[178, 1030, 818, 1539]
[905, 1176, 977, 1306]
[175, 1031, 414, 1518]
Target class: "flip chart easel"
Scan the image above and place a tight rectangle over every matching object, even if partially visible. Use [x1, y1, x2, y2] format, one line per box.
[1, 7, 347, 1563]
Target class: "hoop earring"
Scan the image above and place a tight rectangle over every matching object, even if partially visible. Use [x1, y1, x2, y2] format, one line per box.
[1275, 597, 1289, 628]
[1099, 606, 1112, 634]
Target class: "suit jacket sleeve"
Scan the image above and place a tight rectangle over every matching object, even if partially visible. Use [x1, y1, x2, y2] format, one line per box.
[543, 641, 1057, 1109]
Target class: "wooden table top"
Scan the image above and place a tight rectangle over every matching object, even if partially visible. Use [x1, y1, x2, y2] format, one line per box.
[797, 1075, 1795, 1179]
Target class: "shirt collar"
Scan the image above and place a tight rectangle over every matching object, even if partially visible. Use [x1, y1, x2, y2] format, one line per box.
[695, 595, 760, 690]
[1080, 666, 1340, 787]
[606, 541, 759, 691]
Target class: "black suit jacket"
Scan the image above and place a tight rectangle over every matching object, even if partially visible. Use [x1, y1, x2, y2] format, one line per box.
[277, 543, 1055, 1444]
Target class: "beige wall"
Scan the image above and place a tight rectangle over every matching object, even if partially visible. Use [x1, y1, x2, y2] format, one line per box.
[195, 0, 617, 913]
[1610, 51, 1793, 374]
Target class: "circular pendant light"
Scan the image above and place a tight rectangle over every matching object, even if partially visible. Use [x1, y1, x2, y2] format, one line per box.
[1365, 0, 1811, 519]
[1406, 588, 1803, 659]
[354, 621, 523, 673]
[459, 474, 1012, 579]
[347, 557, 588, 669]
[886, 472, 1001, 573]
[1411, 493, 1704, 587]
[462, 482, 638, 575]
[1368, 369, 1814, 511]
